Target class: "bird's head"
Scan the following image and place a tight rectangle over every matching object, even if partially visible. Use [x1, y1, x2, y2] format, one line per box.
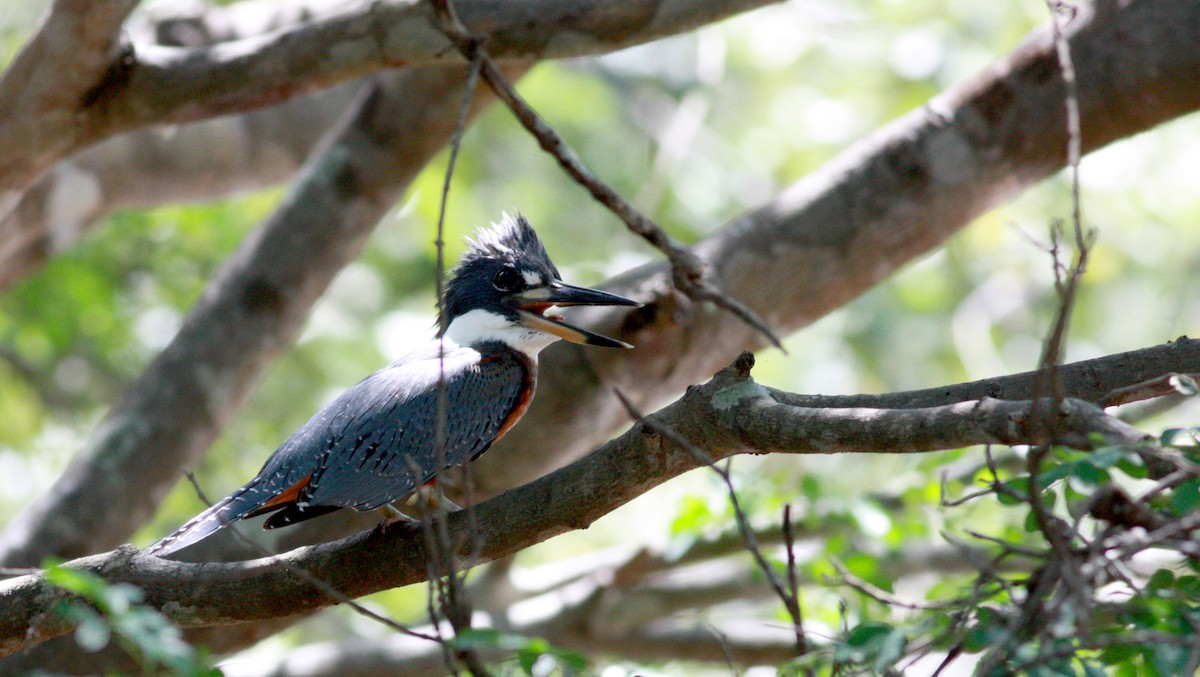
[440, 214, 640, 355]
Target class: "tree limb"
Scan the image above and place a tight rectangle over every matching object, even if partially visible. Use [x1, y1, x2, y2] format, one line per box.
[0, 352, 1153, 657]
[475, 0, 1200, 493]
[4, 0, 1200, 667]
[0, 0, 139, 217]
[0, 81, 363, 290]
[0, 63, 527, 568]
[0, 0, 775, 220]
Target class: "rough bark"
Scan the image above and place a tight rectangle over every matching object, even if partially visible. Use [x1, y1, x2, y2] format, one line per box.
[474, 0, 1200, 493]
[3, 0, 1200, 670]
[0, 63, 528, 567]
[0, 82, 362, 290]
[0, 0, 139, 216]
[0, 0, 776, 220]
[5, 2, 1197, 561]
[0, 351, 1154, 658]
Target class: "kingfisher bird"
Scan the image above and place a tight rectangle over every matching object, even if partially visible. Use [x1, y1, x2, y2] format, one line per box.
[147, 214, 638, 557]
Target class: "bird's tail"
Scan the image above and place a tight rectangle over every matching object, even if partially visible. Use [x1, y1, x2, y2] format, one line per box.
[145, 485, 264, 557]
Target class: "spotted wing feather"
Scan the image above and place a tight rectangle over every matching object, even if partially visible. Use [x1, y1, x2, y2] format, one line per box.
[147, 343, 529, 557]
[299, 345, 530, 510]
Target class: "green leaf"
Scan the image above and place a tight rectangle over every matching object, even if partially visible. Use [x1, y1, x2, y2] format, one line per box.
[1161, 428, 1200, 448]
[1024, 509, 1042, 533]
[1151, 643, 1187, 675]
[1113, 661, 1140, 677]
[1169, 478, 1200, 516]
[846, 621, 893, 647]
[1176, 575, 1200, 600]
[1116, 453, 1148, 479]
[998, 477, 1030, 505]
[453, 628, 529, 651]
[1067, 462, 1110, 490]
[1100, 642, 1139, 665]
[1036, 463, 1073, 487]
[1148, 569, 1175, 592]
[1086, 446, 1127, 469]
[44, 566, 110, 604]
[872, 628, 907, 671]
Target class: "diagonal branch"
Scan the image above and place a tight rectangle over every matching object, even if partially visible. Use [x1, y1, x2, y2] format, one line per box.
[0, 81, 365, 291]
[474, 0, 1200, 494]
[0, 0, 139, 215]
[0, 63, 529, 569]
[432, 0, 783, 349]
[0, 0, 776, 221]
[0, 351, 1154, 657]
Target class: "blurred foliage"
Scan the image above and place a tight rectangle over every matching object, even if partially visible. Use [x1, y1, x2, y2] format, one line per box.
[42, 562, 220, 676]
[2, 0, 1200, 674]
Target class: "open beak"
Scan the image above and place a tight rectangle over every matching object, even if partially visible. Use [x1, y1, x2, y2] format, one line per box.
[510, 282, 640, 348]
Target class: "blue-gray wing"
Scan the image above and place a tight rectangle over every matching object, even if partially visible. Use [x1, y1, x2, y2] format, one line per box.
[260, 344, 530, 511]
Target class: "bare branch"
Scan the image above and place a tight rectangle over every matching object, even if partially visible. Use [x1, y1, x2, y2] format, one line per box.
[0, 352, 1155, 656]
[0, 63, 528, 568]
[0, 0, 140, 214]
[477, 0, 1200, 493]
[0, 0, 776, 220]
[431, 0, 783, 349]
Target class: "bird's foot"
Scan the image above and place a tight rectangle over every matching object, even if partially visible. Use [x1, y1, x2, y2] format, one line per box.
[377, 503, 416, 523]
[411, 488, 463, 512]
[377, 490, 463, 524]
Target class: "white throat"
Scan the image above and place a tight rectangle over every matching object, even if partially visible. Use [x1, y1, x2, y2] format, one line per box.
[444, 308, 558, 359]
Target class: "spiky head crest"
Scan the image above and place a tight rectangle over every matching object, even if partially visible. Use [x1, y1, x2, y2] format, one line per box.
[440, 213, 560, 328]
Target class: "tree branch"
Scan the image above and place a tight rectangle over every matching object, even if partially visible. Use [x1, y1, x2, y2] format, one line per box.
[0, 0, 775, 221]
[475, 0, 1200, 493]
[0, 63, 527, 568]
[0, 352, 1153, 657]
[0, 81, 363, 290]
[0, 0, 139, 216]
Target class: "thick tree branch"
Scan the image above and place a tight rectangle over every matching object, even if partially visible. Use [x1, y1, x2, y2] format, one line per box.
[771, 340, 1200, 411]
[5, 0, 1198, 539]
[115, 0, 773, 126]
[0, 0, 774, 221]
[0, 63, 528, 568]
[0, 353, 1153, 657]
[4, 0, 1199, 668]
[0, 0, 139, 216]
[0, 82, 363, 290]
[0, 1, 375, 290]
[475, 0, 1200, 493]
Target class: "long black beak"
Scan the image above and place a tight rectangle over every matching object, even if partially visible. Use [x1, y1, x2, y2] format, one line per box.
[510, 282, 640, 348]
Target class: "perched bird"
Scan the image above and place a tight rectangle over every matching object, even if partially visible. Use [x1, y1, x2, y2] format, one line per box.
[147, 214, 638, 557]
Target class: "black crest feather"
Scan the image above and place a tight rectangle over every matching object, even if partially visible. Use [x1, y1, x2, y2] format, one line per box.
[440, 213, 560, 328]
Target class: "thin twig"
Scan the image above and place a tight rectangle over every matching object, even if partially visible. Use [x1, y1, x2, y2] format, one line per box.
[1034, 0, 1093, 398]
[781, 504, 808, 657]
[826, 559, 956, 611]
[962, 531, 1047, 559]
[429, 45, 491, 676]
[613, 388, 809, 663]
[1014, 8, 1095, 665]
[429, 0, 783, 350]
[939, 468, 997, 508]
[1099, 372, 1200, 408]
[703, 624, 743, 677]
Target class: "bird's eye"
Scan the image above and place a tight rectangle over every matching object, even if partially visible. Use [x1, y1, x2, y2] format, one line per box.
[492, 267, 522, 292]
